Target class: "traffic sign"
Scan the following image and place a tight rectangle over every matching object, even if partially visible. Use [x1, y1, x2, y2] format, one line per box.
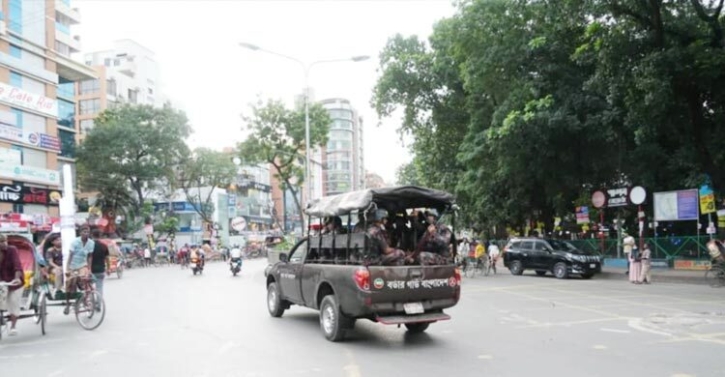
[592, 191, 606, 208]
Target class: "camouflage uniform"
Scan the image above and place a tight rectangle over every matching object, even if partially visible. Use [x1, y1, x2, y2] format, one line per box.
[367, 225, 405, 266]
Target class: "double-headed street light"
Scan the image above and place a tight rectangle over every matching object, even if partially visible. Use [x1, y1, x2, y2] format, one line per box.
[238, 42, 369, 208]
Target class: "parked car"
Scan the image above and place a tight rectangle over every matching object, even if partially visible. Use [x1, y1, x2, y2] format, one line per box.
[503, 238, 602, 279]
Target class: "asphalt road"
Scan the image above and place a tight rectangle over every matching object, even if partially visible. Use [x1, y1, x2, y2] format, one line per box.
[2, 260, 725, 377]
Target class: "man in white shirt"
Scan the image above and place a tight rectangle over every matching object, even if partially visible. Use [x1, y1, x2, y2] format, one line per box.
[488, 241, 501, 274]
[143, 247, 152, 267]
[230, 247, 243, 260]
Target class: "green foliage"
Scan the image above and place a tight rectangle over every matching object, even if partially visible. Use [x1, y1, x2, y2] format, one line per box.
[76, 104, 191, 235]
[179, 148, 238, 223]
[374, 0, 725, 234]
[238, 98, 331, 228]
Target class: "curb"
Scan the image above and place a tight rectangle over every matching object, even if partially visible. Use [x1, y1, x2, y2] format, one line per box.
[598, 270, 709, 285]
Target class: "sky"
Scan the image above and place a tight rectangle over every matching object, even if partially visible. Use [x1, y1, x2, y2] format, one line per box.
[73, 0, 456, 184]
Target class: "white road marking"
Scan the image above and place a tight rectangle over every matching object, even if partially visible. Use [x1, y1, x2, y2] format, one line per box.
[217, 340, 236, 354]
[343, 348, 362, 377]
[89, 350, 108, 358]
[600, 328, 631, 334]
[592, 345, 608, 350]
[627, 318, 674, 337]
[477, 354, 494, 360]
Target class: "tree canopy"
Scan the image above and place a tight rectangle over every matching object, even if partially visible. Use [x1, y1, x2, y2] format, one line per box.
[373, 0, 725, 234]
[179, 147, 238, 223]
[76, 104, 191, 234]
[238, 98, 331, 229]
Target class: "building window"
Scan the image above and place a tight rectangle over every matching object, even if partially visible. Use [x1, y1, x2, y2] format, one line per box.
[9, 45, 21, 58]
[11, 145, 23, 163]
[80, 119, 94, 134]
[128, 89, 138, 104]
[104, 58, 111, 66]
[79, 79, 100, 95]
[113, 59, 120, 66]
[85, 60, 92, 66]
[9, 71, 22, 87]
[8, 0, 22, 34]
[57, 82, 75, 99]
[58, 129, 76, 158]
[23, 148, 46, 168]
[57, 99, 75, 127]
[55, 21, 70, 35]
[79, 99, 100, 115]
[10, 108, 23, 127]
[55, 41, 70, 57]
[107, 79, 117, 96]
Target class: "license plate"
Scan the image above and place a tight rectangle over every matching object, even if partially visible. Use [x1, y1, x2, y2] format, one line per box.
[590, 263, 596, 268]
[404, 302, 424, 315]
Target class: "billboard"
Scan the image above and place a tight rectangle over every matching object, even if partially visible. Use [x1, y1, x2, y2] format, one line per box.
[653, 189, 699, 221]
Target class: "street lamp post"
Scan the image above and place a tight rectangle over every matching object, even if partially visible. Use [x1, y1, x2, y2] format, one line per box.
[238, 42, 369, 207]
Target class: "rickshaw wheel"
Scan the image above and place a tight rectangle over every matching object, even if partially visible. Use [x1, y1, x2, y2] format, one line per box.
[39, 296, 47, 335]
[75, 291, 105, 331]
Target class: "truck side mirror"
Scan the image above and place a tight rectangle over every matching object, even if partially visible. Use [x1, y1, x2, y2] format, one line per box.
[279, 253, 288, 263]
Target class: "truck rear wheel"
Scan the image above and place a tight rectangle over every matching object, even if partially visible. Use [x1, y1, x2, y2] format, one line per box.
[405, 322, 430, 334]
[267, 282, 286, 318]
[319, 295, 350, 342]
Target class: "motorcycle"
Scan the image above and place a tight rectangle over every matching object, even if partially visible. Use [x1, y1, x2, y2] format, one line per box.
[191, 257, 204, 275]
[230, 258, 242, 276]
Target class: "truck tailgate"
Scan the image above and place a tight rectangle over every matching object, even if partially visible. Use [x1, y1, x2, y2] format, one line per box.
[366, 265, 460, 306]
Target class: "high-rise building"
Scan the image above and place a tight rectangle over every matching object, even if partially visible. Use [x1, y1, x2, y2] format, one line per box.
[320, 98, 364, 196]
[0, 0, 96, 218]
[76, 39, 162, 137]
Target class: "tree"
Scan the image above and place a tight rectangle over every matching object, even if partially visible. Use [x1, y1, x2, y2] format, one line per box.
[76, 104, 191, 235]
[374, 0, 725, 236]
[178, 148, 238, 224]
[238, 99, 331, 230]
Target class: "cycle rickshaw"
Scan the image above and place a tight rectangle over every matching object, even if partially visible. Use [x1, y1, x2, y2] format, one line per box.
[0, 233, 106, 340]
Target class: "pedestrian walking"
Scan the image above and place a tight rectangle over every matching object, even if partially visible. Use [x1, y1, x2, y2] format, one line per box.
[638, 243, 652, 284]
[143, 245, 152, 267]
[629, 245, 641, 284]
[90, 230, 109, 298]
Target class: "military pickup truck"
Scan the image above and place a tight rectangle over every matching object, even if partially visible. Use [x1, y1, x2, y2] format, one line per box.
[265, 186, 461, 342]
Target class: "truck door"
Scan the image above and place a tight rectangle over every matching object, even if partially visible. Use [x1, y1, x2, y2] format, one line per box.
[279, 240, 307, 304]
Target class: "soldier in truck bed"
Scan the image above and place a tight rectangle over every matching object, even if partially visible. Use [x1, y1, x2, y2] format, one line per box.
[366, 209, 406, 266]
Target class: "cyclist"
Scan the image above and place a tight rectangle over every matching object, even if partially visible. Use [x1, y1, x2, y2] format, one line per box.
[64, 225, 95, 315]
[474, 240, 486, 270]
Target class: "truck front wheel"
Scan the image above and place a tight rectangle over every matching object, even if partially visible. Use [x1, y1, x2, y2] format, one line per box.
[267, 282, 286, 318]
[319, 295, 351, 342]
[405, 322, 430, 334]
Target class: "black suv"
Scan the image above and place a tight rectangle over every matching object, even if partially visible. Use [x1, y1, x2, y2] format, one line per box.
[503, 238, 602, 279]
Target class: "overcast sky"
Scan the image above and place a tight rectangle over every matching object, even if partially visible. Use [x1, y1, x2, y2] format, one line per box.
[74, 0, 455, 184]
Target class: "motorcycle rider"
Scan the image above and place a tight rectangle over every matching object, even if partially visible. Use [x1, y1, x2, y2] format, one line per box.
[229, 245, 243, 273]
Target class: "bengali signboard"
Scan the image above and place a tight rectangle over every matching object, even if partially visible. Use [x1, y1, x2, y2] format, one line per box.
[575, 206, 590, 224]
[654, 189, 699, 221]
[0, 82, 58, 118]
[699, 184, 716, 215]
[0, 184, 62, 206]
[673, 259, 711, 271]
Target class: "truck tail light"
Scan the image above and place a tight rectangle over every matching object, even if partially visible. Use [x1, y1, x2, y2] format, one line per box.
[353, 268, 370, 291]
[454, 268, 462, 286]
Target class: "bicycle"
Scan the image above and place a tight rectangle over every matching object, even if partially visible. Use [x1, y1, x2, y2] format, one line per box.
[68, 275, 106, 330]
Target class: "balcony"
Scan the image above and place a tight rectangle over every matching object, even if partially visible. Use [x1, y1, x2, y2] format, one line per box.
[117, 59, 137, 78]
[56, 30, 81, 53]
[55, 0, 81, 24]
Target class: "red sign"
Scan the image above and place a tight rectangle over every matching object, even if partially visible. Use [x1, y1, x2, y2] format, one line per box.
[592, 191, 606, 208]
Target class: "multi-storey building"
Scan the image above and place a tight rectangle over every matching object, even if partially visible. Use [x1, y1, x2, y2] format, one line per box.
[0, 0, 96, 219]
[320, 98, 364, 196]
[76, 39, 161, 137]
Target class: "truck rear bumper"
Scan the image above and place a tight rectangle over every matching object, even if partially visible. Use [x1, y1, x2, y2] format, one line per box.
[376, 312, 451, 325]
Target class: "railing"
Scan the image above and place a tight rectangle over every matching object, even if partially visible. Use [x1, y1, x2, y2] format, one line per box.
[568, 236, 714, 260]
